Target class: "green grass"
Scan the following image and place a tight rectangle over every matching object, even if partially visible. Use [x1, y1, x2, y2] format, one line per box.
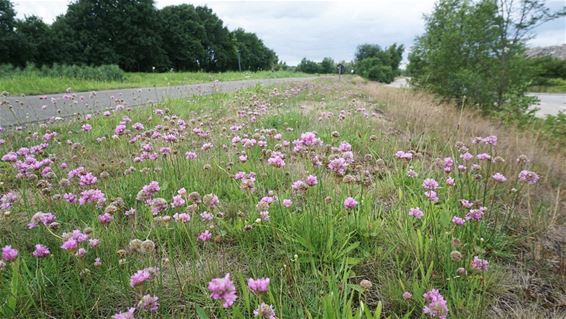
[0, 78, 562, 318]
[528, 78, 566, 93]
[0, 70, 310, 96]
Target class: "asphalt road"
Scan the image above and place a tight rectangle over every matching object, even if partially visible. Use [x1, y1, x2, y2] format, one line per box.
[0, 77, 317, 127]
[386, 77, 566, 117]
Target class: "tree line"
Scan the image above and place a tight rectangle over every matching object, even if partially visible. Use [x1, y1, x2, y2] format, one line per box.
[0, 0, 278, 72]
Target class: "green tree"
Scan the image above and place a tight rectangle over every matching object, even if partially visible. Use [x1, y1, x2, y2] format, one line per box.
[319, 57, 336, 74]
[232, 28, 278, 71]
[0, 0, 18, 65]
[354, 43, 404, 83]
[196, 6, 237, 72]
[408, 0, 565, 112]
[14, 16, 56, 66]
[159, 4, 206, 71]
[296, 58, 321, 74]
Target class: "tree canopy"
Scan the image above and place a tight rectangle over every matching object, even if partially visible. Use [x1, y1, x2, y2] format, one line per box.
[0, 0, 279, 72]
[407, 0, 565, 112]
[354, 43, 404, 83]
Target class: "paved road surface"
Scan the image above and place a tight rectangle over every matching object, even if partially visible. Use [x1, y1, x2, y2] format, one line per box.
[526, 93, 566, 117]
[385, 77, 565, 117]
[0, 77, 317, 127]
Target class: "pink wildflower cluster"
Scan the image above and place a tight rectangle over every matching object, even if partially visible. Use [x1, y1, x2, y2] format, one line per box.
[423, 289, 449, 319]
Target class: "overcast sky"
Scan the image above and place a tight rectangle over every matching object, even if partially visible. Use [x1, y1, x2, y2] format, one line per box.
[12, 0, 566, 65]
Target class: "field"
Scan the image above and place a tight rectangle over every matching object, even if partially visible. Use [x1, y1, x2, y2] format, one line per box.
[0, 77, 564, 318]
[0, 70, 307, 96]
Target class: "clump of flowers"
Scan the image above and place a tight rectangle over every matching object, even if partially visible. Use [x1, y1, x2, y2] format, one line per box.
[409, 207, 424, 219]
[423, 289, 448, 319]
[343, 197, 357, 209]
[130, 267, 159, 288]
[248, 277, 270, 294]
[2, 245, 18, 262]
[208, 273, 238, 308]
[471, 256, 489, 272]
[518, 170, 540, 185]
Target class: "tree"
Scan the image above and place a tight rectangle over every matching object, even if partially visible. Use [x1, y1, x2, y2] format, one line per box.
[232, 28, 277, 71]
[196, 6, 237, 72]
[296, 58, 321, 74]
[319, 57, 336, 74]
[0, 0, 17, 64]
[14, 16, 56, 66]
[159, 4, 206, 71]
[354, 43, 404, 83]
[408, 0, 565, 112]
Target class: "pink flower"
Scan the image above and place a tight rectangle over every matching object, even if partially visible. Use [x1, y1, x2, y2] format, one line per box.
[471, 256, 489, 272]
[112, 308, 135, 319]
[198, 230, 212, 242]
[423, 289, 448, 319]
[253, 303, 277, 319]
[173, 213, 191, 223]
[422, 178, 439, 190]
[518, 170, 540, 184]
[2, 245, 18, 262]
[138, 294, 160, 312]
[409, 207, 424, 219]
[98, 213, 114, 224]
[492, 172, 507, 183]
[343, 197, 357, 209]
[61, 239, 78, 252]
[407, 169, 418, 177]
[305, 175, 318, 186]
[452, 216, 466, 225]
[282, 199, 292, 208]
[81, 124, 92, 132]
[32, 244, 50, 258]
[248, 277, 270, 294]
[402, 291, 412, 300]
[130, 269, 153, 287]
[208, 273, 238, 308]
[446, 177, 455, 186]
[425, 190, 439, 203]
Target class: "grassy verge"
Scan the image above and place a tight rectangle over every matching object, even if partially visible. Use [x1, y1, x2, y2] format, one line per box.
[0, 70, 309, 96]
[0, 77, 564, 318]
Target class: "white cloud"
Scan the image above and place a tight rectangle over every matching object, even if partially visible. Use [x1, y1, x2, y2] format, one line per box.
[12, 0, 566, 65]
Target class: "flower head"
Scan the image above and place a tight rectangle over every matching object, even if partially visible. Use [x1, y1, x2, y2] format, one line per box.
[208, 273, 238, 308]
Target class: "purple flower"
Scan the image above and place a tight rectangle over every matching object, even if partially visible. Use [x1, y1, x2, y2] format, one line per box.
[253, 303, 277, 319]
[402, 291, 412, 300]
[422, 178, 439, 190]
[282, 199, 292, 208]
[343, 197, 357, 209]
[98, 213, 114, 224]
[32, 244, 50, 258]
[423, 289, 448, 319]
[471, 256, 489, 272]
[305, 175, 318, 186]
[492, 172, 507, 183]
[409, 207, 424, 219]
[138, 294, 160, 312]
[208, 273, 238, 308]
[61, 239, 78, 252]
[518, 170, 540, 185]
[198, 230, 212, 242]
[112, 308, 135, 319]
[2, 245, 18, 262]
[130, 269, 153, 287]
[452, 216, 466, 225]
[248, 277, 270, 294]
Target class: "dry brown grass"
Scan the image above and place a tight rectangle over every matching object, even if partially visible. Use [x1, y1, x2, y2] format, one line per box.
[360, 82, 566, 316]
